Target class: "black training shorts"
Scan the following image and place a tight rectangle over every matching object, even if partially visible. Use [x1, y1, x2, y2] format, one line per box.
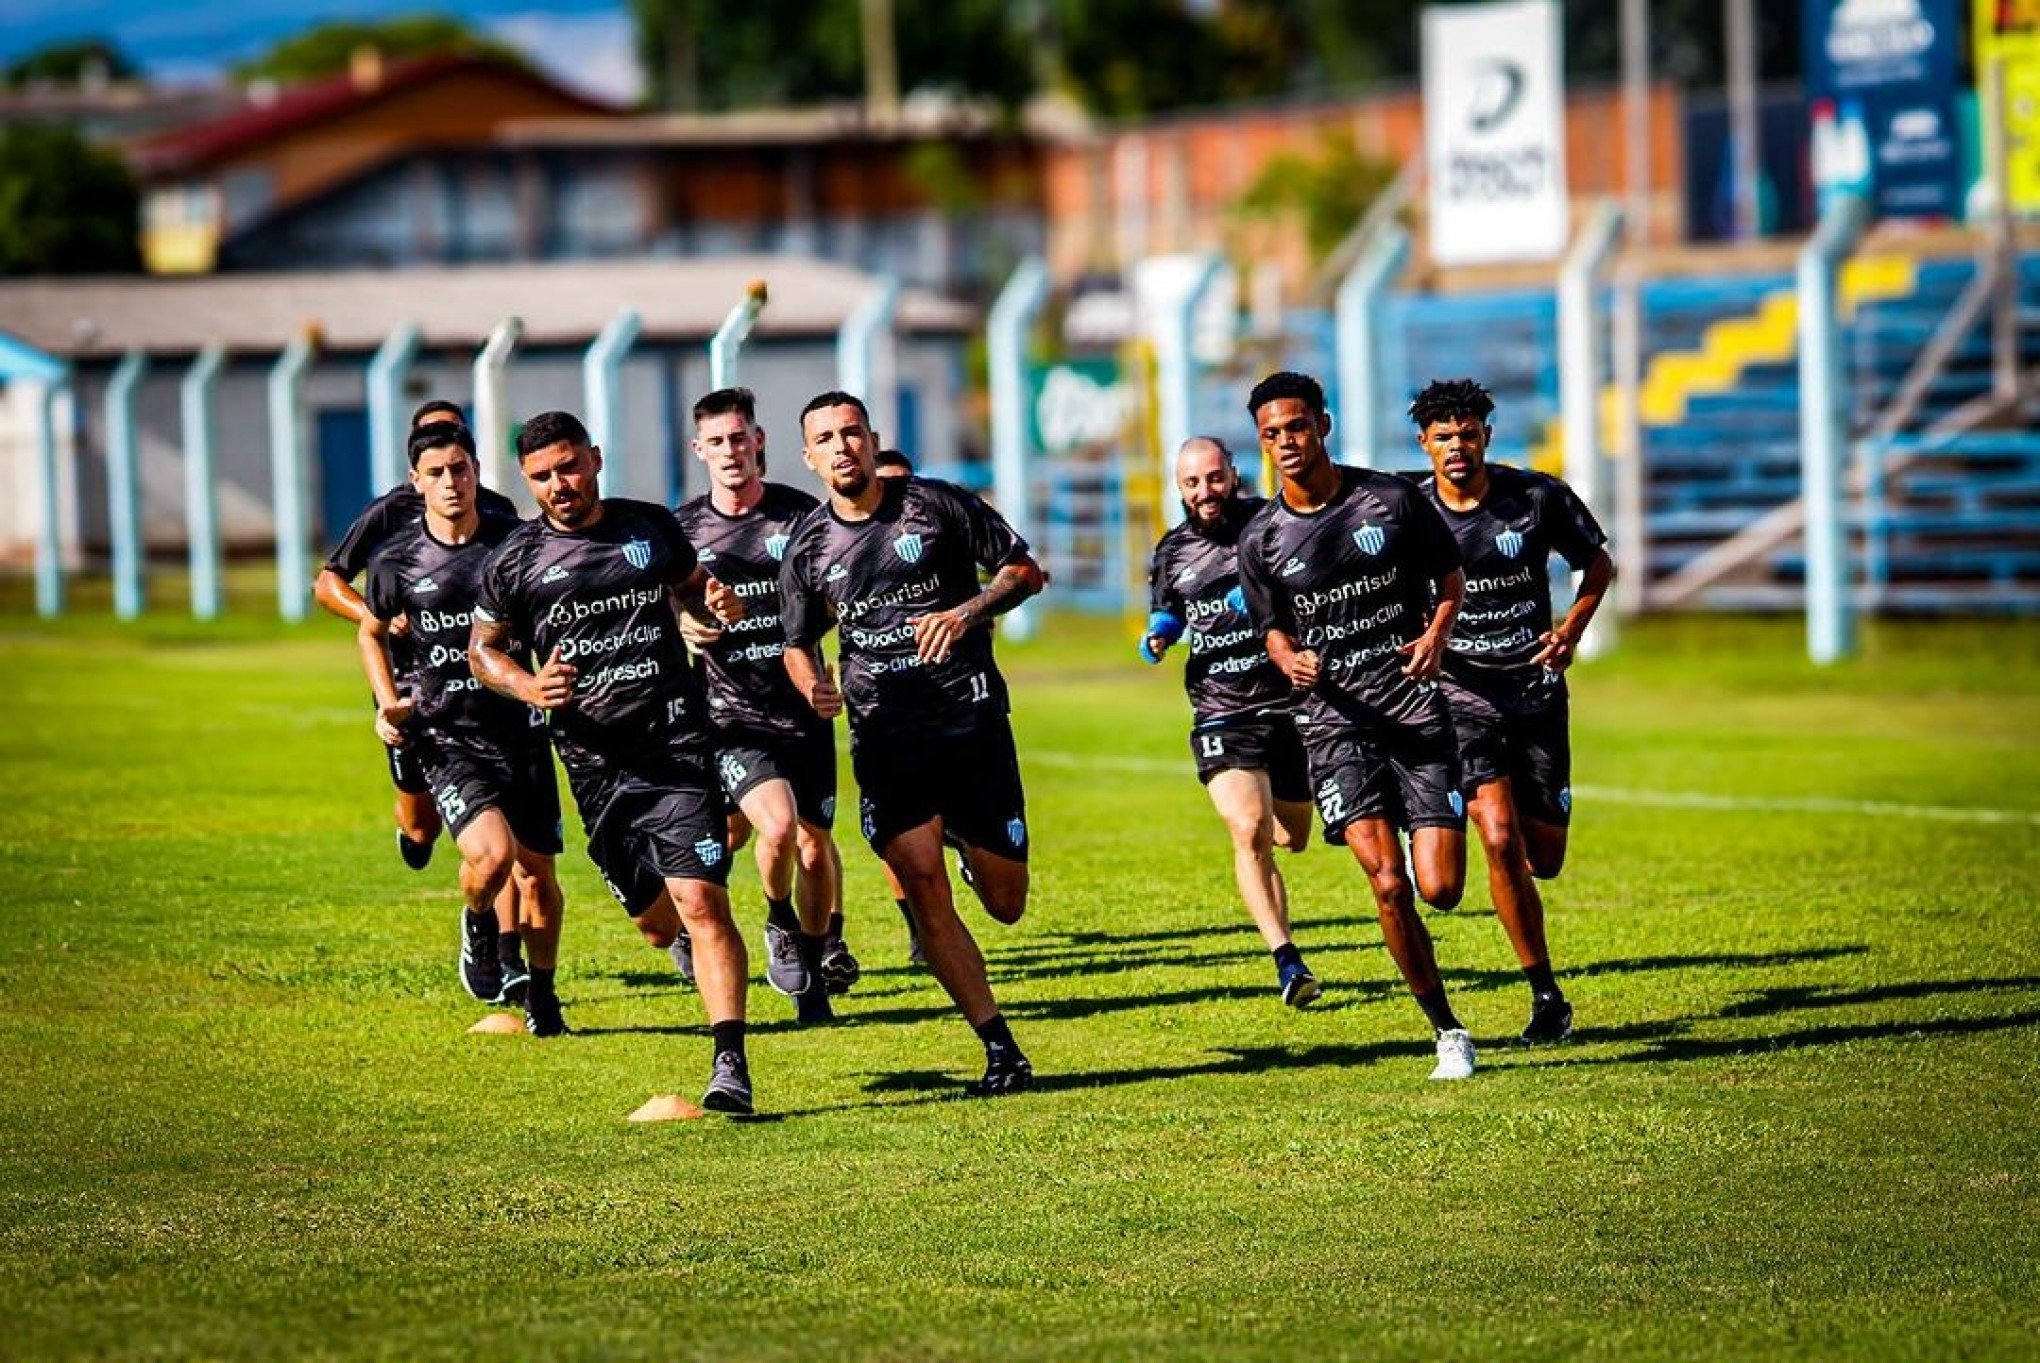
[852, 714, 1029, 862]
[561, 729, 732, 895]
[1445, 681, 1573, 827]
[1190, 712, 1310, 804]
[715, 722, 839, 831]
[385, 738, 431, 795]
[414, 732, 563, 855]
[1301, 710, 1466, 843]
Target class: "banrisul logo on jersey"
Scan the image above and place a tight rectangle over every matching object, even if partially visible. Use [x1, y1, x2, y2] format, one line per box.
[1494, 527, 1524, 559]
[893, 532, 925, 564]
[1352, 522, 1386, 556]
[765, 533, 790, 560]
[622, 538, 652, 570]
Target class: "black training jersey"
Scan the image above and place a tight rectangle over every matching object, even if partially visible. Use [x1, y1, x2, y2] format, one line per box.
[1419, 465, 1606, 699]
[781, 476, 1029, 737]
[1238, 465, 1462, 730]
[474, 498, 709, 762]
[363, 510, 545, 747]
[323, 482, 518, 580]
[674, 482, 820, 739]
[1148, 496, 1292, 725]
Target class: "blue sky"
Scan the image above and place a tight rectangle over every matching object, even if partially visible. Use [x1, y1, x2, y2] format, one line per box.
[1, 0, 645, 101]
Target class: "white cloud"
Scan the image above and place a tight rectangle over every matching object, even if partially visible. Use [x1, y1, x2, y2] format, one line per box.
[486, 9, 643, 105]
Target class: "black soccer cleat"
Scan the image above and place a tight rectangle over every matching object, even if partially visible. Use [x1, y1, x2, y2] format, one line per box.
[701, 1051, 755, 1115]
[1521, 991, 1575, 1044]
[397, 831, 434, 871]
[818, 936, 862, 996]
[459, 912, 503, 1003]
[965, 1046, 1034, 1098]
[524, 991, 571, 1039]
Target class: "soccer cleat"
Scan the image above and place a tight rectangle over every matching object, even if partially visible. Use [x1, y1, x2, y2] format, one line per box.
[459, 911, 503, 1002]
[668, 928, 695, 985]
[1429, 1027, 1477, 1081]
[397, 831, 434, 871]
[1278, 959, 1322, 1009]
[965, 1046, 1034, 1098]
[818, 936, 862, 995]
[701, 1051, 755, 1115]
[764, 921, 810, 997]
[1521, 992, 1575, 1045]
[524, 991, 571, 1038]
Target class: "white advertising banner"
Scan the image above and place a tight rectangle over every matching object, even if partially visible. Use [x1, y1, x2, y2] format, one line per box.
[1422, 0, 1570, 265]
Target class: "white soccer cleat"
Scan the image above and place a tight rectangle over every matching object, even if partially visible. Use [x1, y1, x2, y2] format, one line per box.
[1429, 1027, 1477, 1081]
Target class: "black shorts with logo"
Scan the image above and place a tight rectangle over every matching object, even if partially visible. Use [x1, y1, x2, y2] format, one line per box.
[1444, 680, 1574, 827]
[852, 713, 1029, 862]
[413, 732, 564, 855]
[1190, 712, 1310, 804]
[560, 728, 732, 896]
[385, 740, 432, 796]
[1301, 710, 1466, 843]
[714, 722, 839, 831]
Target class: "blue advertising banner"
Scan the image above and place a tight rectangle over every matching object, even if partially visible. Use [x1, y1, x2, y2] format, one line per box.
[1805, 0, 1965, 219]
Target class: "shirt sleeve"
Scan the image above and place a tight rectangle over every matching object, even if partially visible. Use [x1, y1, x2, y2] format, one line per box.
[1147, 537, 1181, 616]
[658, 508, 700, 586]
[933, 481, 1028, 573]
[1236, 520, 1293, 637]
[472, 536, 520, 628]
[779, 528, 833, 649]
[1542, 477, 1609, 570]
[323, 497, 397, 579]
[1401, 482, 1463, 581]
[362, 556, 399, 622]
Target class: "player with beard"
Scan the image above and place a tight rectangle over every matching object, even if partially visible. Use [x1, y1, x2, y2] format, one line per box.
[1141, 436, 1321, 1007]
[469, 411, 757, 1115]
[356, 421, 566, 1031]
[675, 387, 859, 1024]
[1235, 371, 1478, 1082]
[780, 391, 1045, 1097]
[1414, 379, 1612, 1044]
[316, 399, 519, 871]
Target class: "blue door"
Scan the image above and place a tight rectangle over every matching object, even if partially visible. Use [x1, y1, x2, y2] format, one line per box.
[316, 408, 374, 542]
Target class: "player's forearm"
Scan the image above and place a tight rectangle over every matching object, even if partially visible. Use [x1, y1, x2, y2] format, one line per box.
[354, 621, 401, 711]
[783, 643, 824, 698]
[1265, 628, 1302, 668]
[315, 570, 369, 625]
[469, 639, 536, 705]
[1557, 551, 1615, 642]
[1425, 570, 1465, 643]
[959, 559, 1045, 626]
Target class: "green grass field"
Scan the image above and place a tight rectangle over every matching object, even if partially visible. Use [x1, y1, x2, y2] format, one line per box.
[3, 599, 2037, 1361]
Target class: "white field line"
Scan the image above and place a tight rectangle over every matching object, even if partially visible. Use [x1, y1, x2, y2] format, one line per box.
[1027, 750, 2040, 828]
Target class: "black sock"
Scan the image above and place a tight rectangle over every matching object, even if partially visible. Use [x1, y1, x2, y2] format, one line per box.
[711, 1019, 746, 1060]
[464, 906, 492, 926]
[528, 966, 557, 1001]
[1272, 942, 1304, 974]
[1525, 961, 1559, 997]
[797, 930, 828, 976]
[972, 1013, 1017, 1053]
[497, 930, 525, 970]
[895, 898, 916, 933]
[765, 896, 799, 932]
[1413, 988, 1462, 1034]
[827, 910, 845, 941]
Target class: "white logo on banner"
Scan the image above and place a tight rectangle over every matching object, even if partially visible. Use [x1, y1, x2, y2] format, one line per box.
[1422, 0, 1569, 266]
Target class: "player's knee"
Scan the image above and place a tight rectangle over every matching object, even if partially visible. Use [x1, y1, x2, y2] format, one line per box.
[1472, 807, 1521, 859]
[671, 884, 735, 933]
[1529, 846, 1566, 880]
[980, 882, 1027, 925]
[752, 809, 798, 858]
[794, 824, 832, 873]
[1366, 866, 1413, 908]
[1224, 811, 1272, 856]
[1419, 870, 1464, 911]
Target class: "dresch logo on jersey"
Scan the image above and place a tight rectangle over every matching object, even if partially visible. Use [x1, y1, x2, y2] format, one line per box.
[1352, 523, 1386, 556]
[622, 538, 653, 570]
[765, 533, 790, 561]
[1494, 527, 1524, 560]
[893, 532, 925, 565]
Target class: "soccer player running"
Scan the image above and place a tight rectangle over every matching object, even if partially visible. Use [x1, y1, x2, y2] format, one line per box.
[780, 391, 1045, 1097]
[316, 399, 518, 871]
[1235, 371, 1478, 1082]
[1142, 436, 1322, 1008]
[675, 387, 859, 1024]
[1413, 379, 1613, 1044]
[469, 411, 757, 1114]
[356, 421, 567, 1032]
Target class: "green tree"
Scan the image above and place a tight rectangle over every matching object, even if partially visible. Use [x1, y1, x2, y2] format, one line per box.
[4, 38, 140, 87]
[0, 125, 140, 275]
[1230, 128, 1398, 267]
[231, 14, 524, 85]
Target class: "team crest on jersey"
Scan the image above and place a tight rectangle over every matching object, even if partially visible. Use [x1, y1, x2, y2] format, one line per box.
[621, 537, 653, 570]
[765, 533, 790, 561]
[693, 837, 725, 868]
[893, 532, 925, 564]
[1352, 522, 1386, 556]
[1494, 527, 1524, 559]
[1006, 817, 1027, 849]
